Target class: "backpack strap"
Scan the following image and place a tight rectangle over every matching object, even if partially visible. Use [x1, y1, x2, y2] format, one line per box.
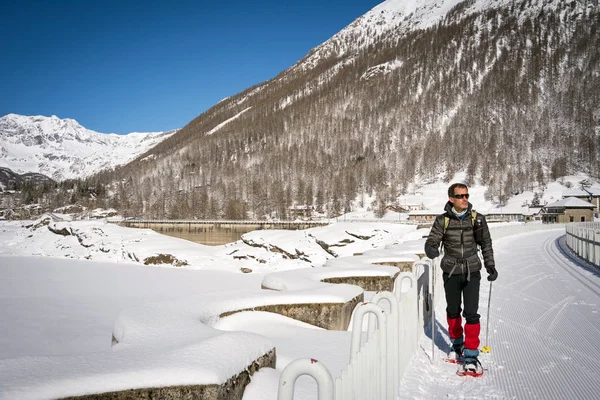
[443, 211, 477, 234]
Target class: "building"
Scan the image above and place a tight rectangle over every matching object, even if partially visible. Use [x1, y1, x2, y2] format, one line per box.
[485, 211, 523, 222]
[563, 186, 600, 217]
[407, 210, 439, 223]
[540, 197, 595, 223]
[288, 205, 314, 219]
[402, 203, 425, 211]
[522, 206, 543, 222]
[384, 205, 409, 213]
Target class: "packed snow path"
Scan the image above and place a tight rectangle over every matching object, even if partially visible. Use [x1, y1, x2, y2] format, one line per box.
[400, 229, 600, 399]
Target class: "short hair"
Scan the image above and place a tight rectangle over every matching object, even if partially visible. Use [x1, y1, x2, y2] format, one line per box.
[448, 183, 468, 197]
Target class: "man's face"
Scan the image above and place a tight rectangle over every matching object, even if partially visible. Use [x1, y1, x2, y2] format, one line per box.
[449, 187, 469, 211]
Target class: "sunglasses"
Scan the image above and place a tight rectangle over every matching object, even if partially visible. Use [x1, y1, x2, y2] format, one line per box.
[452, 193, 470, 199]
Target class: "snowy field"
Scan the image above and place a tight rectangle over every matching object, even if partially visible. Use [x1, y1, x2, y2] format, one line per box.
[0, 218, 599, 399]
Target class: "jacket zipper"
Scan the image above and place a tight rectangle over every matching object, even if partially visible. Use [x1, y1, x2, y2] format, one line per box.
[460, 218, 465, 273]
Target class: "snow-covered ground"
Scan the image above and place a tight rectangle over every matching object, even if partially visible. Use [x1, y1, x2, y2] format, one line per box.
[0, 218, 599, 399]
[400, 229, 600, 399]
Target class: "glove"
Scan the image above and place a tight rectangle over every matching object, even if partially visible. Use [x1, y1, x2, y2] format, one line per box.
[425, 246, 440, 259]
[486, 267, 498, 282]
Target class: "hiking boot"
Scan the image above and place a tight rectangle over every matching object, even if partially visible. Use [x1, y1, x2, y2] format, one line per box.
[448, 343, 463, 360]
[452, 343, 464, 354]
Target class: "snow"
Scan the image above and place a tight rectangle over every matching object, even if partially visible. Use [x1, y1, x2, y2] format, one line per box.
[206, 107, 251, 135]
[0, 114, 176, 180]
[398, 230, 600, 399]
[0, 218, 418, 399]
[294, 0, 516, 73]
[1, 213, 599, 399]
[0, 216, 418, 274]
[546, 197, 595, 208]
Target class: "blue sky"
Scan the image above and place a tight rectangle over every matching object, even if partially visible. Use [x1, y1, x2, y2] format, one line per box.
[1, 0, 383, 134]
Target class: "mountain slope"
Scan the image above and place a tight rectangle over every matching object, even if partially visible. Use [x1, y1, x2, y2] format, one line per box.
[0, 114, 177, 181]
[89, 0, 600, 218]
[0, 167, 54, 192]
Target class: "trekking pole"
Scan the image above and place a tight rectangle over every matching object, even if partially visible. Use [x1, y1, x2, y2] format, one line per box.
[431, 257, 435, 364]
[481, 281, 492, 353]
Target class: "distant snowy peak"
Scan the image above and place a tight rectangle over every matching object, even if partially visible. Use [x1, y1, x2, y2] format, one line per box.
[0, 114, 177, 181]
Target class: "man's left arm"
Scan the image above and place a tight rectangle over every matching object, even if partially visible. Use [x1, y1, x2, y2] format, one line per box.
[480, 215, 497, 281]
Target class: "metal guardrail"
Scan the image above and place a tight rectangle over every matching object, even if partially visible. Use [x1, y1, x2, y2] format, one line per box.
[565, 222, 600, 267]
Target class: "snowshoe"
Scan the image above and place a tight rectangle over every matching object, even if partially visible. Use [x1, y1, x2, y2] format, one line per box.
[457, 357, 484, 377]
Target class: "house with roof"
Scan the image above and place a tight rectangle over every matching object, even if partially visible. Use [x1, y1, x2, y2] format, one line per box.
[401, 203, 425, 212]
[484, 210, 524, 222]
[583, 186, 600, 217]
[540, 197, 595, 223]
[288, 205, 314, 219]
[562, 187, 593, 201]
[522, 206, 543, 222]
[384, 204, 408, 213]
[407, 209, 439, 223]
[562, 185, 600, 218]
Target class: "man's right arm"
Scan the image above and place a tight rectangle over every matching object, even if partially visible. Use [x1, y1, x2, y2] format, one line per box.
[424, 215, 444, 259]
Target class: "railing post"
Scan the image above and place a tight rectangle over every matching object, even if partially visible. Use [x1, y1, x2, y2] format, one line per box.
[595, 229, 600, 266]
[413, 260, 432, 325]
[277, 358, 334, 400]
[350, 302, 388, 400]
[393, 271, 419, 377]
[371, 291, 399, 400]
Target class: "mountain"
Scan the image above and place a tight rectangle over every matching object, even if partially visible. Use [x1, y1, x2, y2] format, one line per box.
[0, 114, 177, 181]
[51, 0, 600, 218]
[0, 167, 54, 192]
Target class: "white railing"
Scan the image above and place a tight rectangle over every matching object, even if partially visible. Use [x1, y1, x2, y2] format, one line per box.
[393, 272, 420, 377]
[277, 268, 429, 400]
[344, 302, 388, 400]
[277, 358, 335, 400]
[565, 222, 600, 267]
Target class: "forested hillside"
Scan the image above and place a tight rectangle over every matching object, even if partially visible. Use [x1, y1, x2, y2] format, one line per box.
[75, 0, 600, 218]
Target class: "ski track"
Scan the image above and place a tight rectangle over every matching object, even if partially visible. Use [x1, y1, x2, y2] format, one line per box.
[399, 230, 600, 399]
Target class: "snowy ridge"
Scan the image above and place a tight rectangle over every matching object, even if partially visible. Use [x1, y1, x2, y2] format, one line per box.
[0, 114, 177, 181]
[292, 0, 513, 72]
[270, 0, 581, 114]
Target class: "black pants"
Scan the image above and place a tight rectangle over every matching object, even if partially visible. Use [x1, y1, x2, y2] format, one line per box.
[443, 271, 481, 324]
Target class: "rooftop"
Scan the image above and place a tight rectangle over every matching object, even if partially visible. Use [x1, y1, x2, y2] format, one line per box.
[545, 197, 595, 209]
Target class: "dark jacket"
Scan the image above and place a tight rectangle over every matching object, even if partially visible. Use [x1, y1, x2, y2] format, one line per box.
[424, 201, 495, 275]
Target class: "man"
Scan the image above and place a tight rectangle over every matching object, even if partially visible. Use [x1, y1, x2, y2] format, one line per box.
[424, 183, 497, 375]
